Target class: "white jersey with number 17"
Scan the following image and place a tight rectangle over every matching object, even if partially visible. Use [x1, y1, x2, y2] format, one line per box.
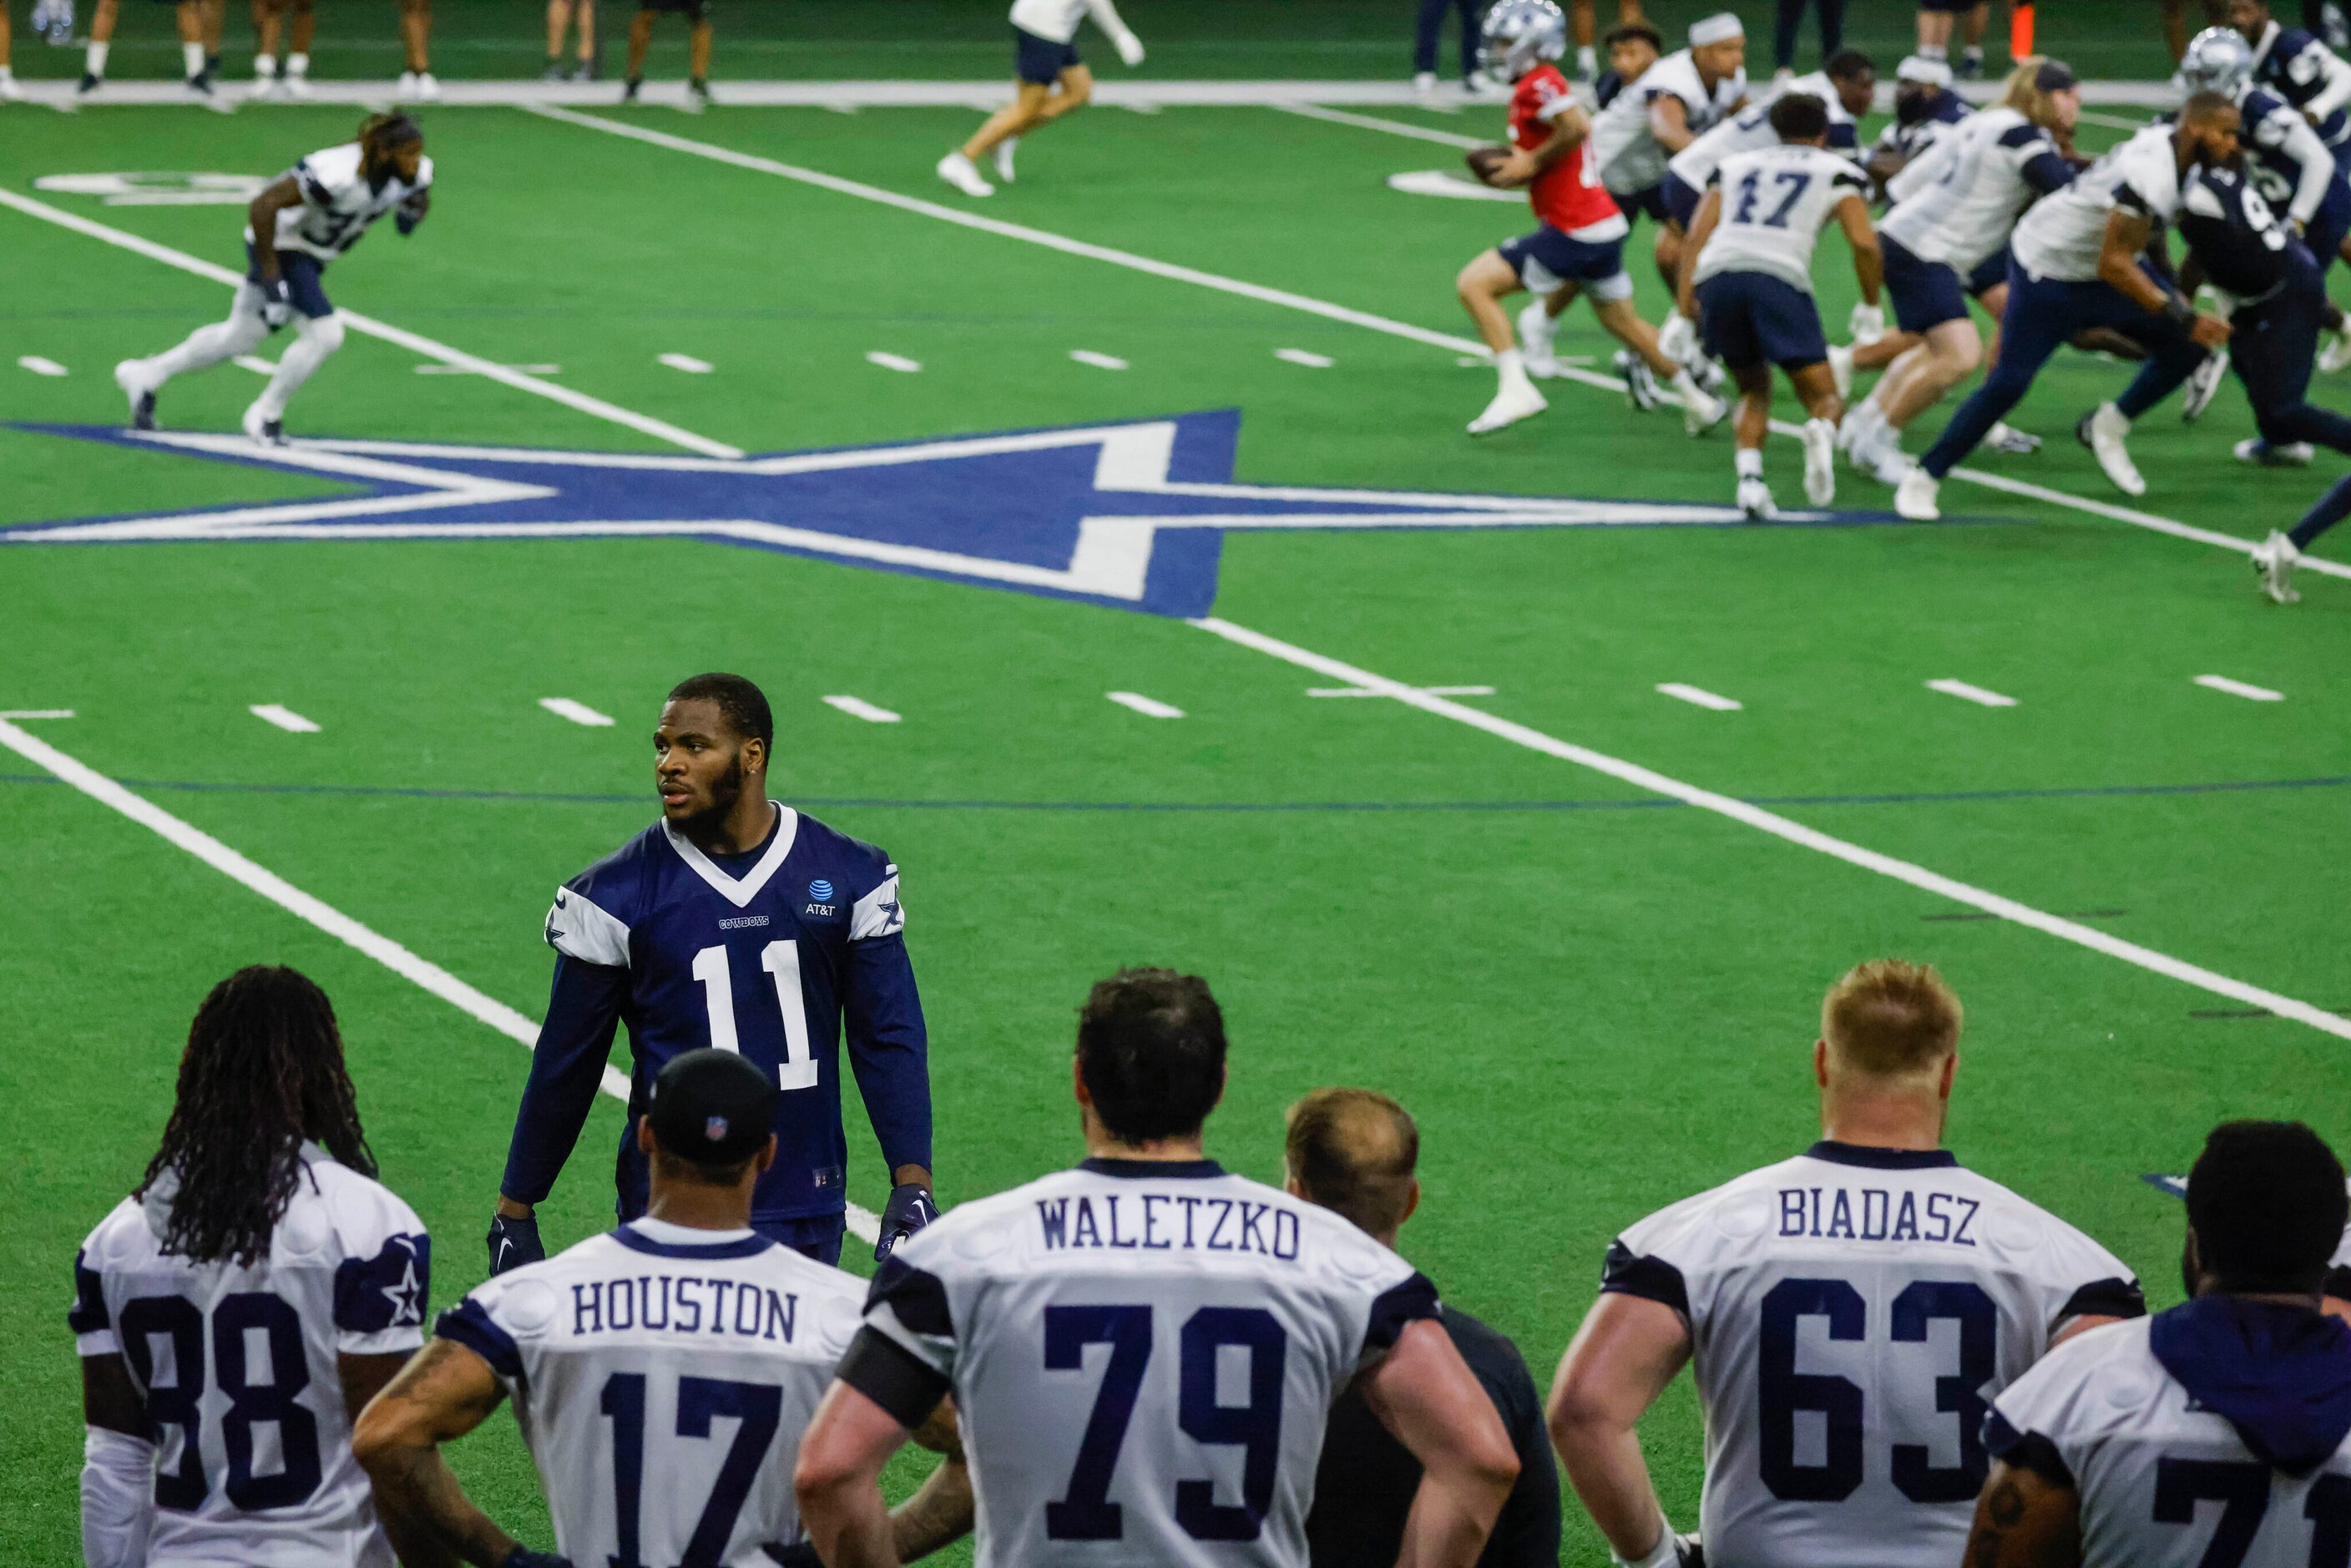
[1691, 144, 1871, 293]
[1600, 1141, 2144, 1568]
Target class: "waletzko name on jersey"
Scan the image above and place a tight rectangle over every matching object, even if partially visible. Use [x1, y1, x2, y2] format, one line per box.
[564, 1271, 808, 1340]
[1036, 1191, 1303, 1258]
[1775, 1182, 1981, 1245]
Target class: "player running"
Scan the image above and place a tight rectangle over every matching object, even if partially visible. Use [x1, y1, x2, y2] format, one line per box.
[488, 673, 937, 1276]
[793, 966, 1524, 1568]
[1589, 13, 1749, 283]
[114, 114, 429, 448]
[1459, 0, 1727, 437]
[1672, 92, 1881, 517]
[1843, 61, 2081, 485]
[70, 966, 431, 1568]
[356, 1050, 913, 1568]
[1896, 97, 2239, 520]
[937, 0, 1144, 197]
[1549, 960, 2145, 1568]
[1969, 1120, 2351, 1568]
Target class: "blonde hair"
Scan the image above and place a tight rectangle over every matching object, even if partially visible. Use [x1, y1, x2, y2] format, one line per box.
[1821, 960, 1963, 1084]
[1284, 1087, 1418, 1239]
[2001, 56, 2067, 132]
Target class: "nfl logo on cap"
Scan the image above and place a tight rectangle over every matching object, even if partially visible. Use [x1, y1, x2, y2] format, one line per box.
[705, 1115, 730, 1142]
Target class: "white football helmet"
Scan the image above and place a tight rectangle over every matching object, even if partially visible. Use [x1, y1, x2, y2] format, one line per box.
[2180, 26, 2256, 99]
[31, 0, 76, 45]
[1480, 0, 1569, 84]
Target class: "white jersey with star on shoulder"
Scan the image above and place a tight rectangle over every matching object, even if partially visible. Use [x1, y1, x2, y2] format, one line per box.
[1600, 1141, 2143, 1568]
[1691, 143, 1871, 293]
[858, 1157, 1442, 1568]
[437, 1220, 867, 1566]
[2012, 122, 2185, 283]
[1666, 73, 1858, 192]
[241, 140, 432, 264]
[1880, 107, 2065, 273]
[1591, 48, 1748, 195]
[68, 1146, 430, 1568]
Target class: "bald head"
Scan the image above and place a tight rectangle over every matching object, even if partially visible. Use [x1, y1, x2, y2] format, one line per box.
[1285, 1088, 1420, 1244]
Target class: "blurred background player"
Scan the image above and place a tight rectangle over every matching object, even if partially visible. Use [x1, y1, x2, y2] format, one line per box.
[396, 0, 436, 100]
[1293, 1087, 1564, 1568]
[2236, 0, 2351, 160]
[1549, 960, 2144, 1568]
[624, 0, 710, 107]
[1896, 96, 2238, 519]
[1570, 0, 1646, 82]
[1593, 18, 1661, 109]
[546, 0, 594, 79]
[1969, 1120, 2351, 1568]
[114, 114, 431, 448]
[1414, 0, 1484, 97]
[1590, 10, 1748, 293]
[0, 3, 17, 100]
[79, 0, 213, 99]
[1866, 54, 1969, 189]
[488, 673, 937, 1276]
[1459, 0, 1726, 437]
[938, 0, 1142, 197]
[71, 967, 431, 1568]
[1770, 0, 1846, 81]
[251, 0, 314, 97]
[1672, 92, 1879, 517]
[1919, 0, 1995, 78]
[792, 966, 1523, 1568]
[356, 1050, 887, 1568]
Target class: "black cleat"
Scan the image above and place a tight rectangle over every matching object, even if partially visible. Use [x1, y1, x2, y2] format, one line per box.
[78, 70, 101, 94]
[690, 75, 711, 104]
[622, 76, 642, 102]
[187, 69, 213, 95]
[132, 391, 156, 431]
[541, 58, 566, 80]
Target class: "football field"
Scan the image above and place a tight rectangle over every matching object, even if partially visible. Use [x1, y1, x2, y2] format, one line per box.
[4, 68, 2350, 1566]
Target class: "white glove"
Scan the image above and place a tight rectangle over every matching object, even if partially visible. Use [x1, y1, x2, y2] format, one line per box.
[1848, 300, 1886, 343]
[1657, 311, 1697, 365]
[1114, 28, 1145, 66]
[256, 276, 293, 330]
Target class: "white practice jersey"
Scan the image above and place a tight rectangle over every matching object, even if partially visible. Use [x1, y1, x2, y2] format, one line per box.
[1009, 0, 1127, 45]
[1989, 1311, 2351, 1568]
[2013, 122, 2185, 283]
[1592, 49, 1748, 195]
[1881, 108, 2067, 272]
[1601, 1141, 2144, 1568]
[1691, 144, 1871, 292]
[69, 1147, 430, 1568]
[243, 141, 432, 264]
[1667, 73, 1858, 192]
[439, 1220, 866, 1566]
[856, 1157, 1440, 1568]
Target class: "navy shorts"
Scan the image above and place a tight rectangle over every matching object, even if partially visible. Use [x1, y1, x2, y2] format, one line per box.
[753, 1213, 848, 1267]
[1660, 170, 1705, 229]
[1696, 269, 1828, 371]
[1499, 224, 1633, 298]
[1918, 0, 1971, 12]
[2306, 176, 2351, 271]
[1965, 245, 2010, 298]
[1611, 181, 1671, 225]
[1015, 24, 1080, 84]
[1883, 234, 1969, 332]
[640, 0, 708, 14]
[243, 240, 332, 320]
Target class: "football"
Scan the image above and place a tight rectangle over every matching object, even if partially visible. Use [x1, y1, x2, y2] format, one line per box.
[1465, 144, 1514, 186]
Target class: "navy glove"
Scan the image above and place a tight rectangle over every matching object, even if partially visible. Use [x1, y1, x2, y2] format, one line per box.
[505, 1551, 574, 1568]
[488, 1212, 545, 1276]
[875, 1182, 938, 1262]
[255, 274, 293, 330]
[396, 198, 426, 236]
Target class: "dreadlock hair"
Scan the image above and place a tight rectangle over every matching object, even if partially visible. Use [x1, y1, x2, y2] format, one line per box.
[357, 111, 423, 154]
[139, 966, 377, 1266]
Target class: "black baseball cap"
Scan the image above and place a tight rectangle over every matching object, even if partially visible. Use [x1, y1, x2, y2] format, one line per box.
[2034, 58, 2078, 93]
[645, 1049, 779, 1166]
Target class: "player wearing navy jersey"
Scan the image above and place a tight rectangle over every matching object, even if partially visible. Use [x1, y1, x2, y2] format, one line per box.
[1866, 54, 1970, 192]
[2235, 0, 2351, 149]
[491, 672, 935, 1277]
[1966, 1121, 2351, 1568]
[73, 968, 430, 1568]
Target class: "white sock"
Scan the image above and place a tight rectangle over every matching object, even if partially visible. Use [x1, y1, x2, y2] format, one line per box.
[1577, 44, 1597, 75]
[287, 52, 309, 76]
[1495, 347, 1527, 385]
[1669, 367, 1704, 401]
[183, 40, 205, 77]
[1919, 43, 1947, 60]
[0, 66, 16, 83]
[255, 53, 277, 78]
[85, 40, 109, 77]
[1736, 447, 1765, 478]
[254, 314, 344, 418]
[149, 311, 268, 384]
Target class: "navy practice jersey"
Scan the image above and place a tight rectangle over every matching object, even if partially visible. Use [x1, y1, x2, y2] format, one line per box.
[501, 804, 930, 1224]
[1873, 86, 1970, 169]
[2179, 159, 2307, 300]
[2249, 19, 2351, 145]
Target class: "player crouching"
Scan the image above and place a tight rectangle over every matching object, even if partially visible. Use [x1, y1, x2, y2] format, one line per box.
[1458, 0, 1727, 437]
[1672, 92, 1881, 518]
[114, 115, 430, 448]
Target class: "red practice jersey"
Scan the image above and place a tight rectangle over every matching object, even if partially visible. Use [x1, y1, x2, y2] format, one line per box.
[1509, 63, 1622, 235]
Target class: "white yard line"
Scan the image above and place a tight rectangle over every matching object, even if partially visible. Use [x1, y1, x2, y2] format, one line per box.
[1106, 690, 1185, 718]
[540, 696, 617, 726]
[2195, 673, 2286, 701]
[1069, 350, 1130, 370]
[250, 702, 321, 732]
[866, 352, 923, 372]
[1307, 684, 1494, 697]
[1656, 682, 1742, 711]
[1927, 678, 2018, 708]
[0, 185, 745, 460]
[1275, 348, 1335, 367]
[233, 355, 279, 376]
[18, 354, 68, 377]
[416, 362, 564, 376]
[0, 708, 75, 719]
[658, 352, 715, 374]
[1192, 618, 2351, 1041]
[822, 694, 902, 723]
[519, 105, 2337, 585]
[0, 715, 885, 1246]
[1270, 101, 1489, 149]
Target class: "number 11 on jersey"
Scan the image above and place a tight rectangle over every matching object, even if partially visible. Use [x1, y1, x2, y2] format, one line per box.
[690, 941, 819, 1090]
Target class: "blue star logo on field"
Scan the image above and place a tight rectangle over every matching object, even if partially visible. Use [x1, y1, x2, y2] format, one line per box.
[809, 878, 835, 903]
[4, 412, 1882, 618]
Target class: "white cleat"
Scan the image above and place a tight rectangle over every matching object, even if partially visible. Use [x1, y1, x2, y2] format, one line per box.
[2077, 402, 2146, 497]
[1615, 348, 1661, 411]
[2252, 529, 2303, 604]
[114, 360, 158, 430]
[1737, 475, 1777, 520]
[396, 69, 419, 99]
[283, 71, 311, 99]
[2235, 437, 2314, 466]
[1681, 379, 1728, 436]
[1517, 300, 1558, 377]
[1801, 418, 1837, 506]
[1468, 376, 1547, 434]
[1895, 468, 1941, 520]
[1827, 341, 1854, 402]
[2322, 330, 2351, 374]
[1866, 433, 1916, 487]
[1413, 70, 1437, 95]
[241, 401, 286, 447]
[935, 150, 994, 197]
[2182, 347, 2227, 422]
[412, 71, 441, 101]
[1985, 420, 2041, 454]
[993, 136, 1019, 185]
[0, 74, 23, 103]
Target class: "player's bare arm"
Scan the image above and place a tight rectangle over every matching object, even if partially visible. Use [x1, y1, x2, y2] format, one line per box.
[1835, 191, 1884, 306]
[1675, 185, 1723, 319]
[795, 1380, 916, 1568]
[1962, 1460, 2083, 1568]
[1647, 94, 1695, 155]
[1499, 102, 1593, 185]
[1546, 1291, 1692, 1560]
[245, 175, 304, 282]
[1357, 1316, 1521, 1568]
[351, 1338, 519, 1568]
[2098, 208, 2231, 344]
